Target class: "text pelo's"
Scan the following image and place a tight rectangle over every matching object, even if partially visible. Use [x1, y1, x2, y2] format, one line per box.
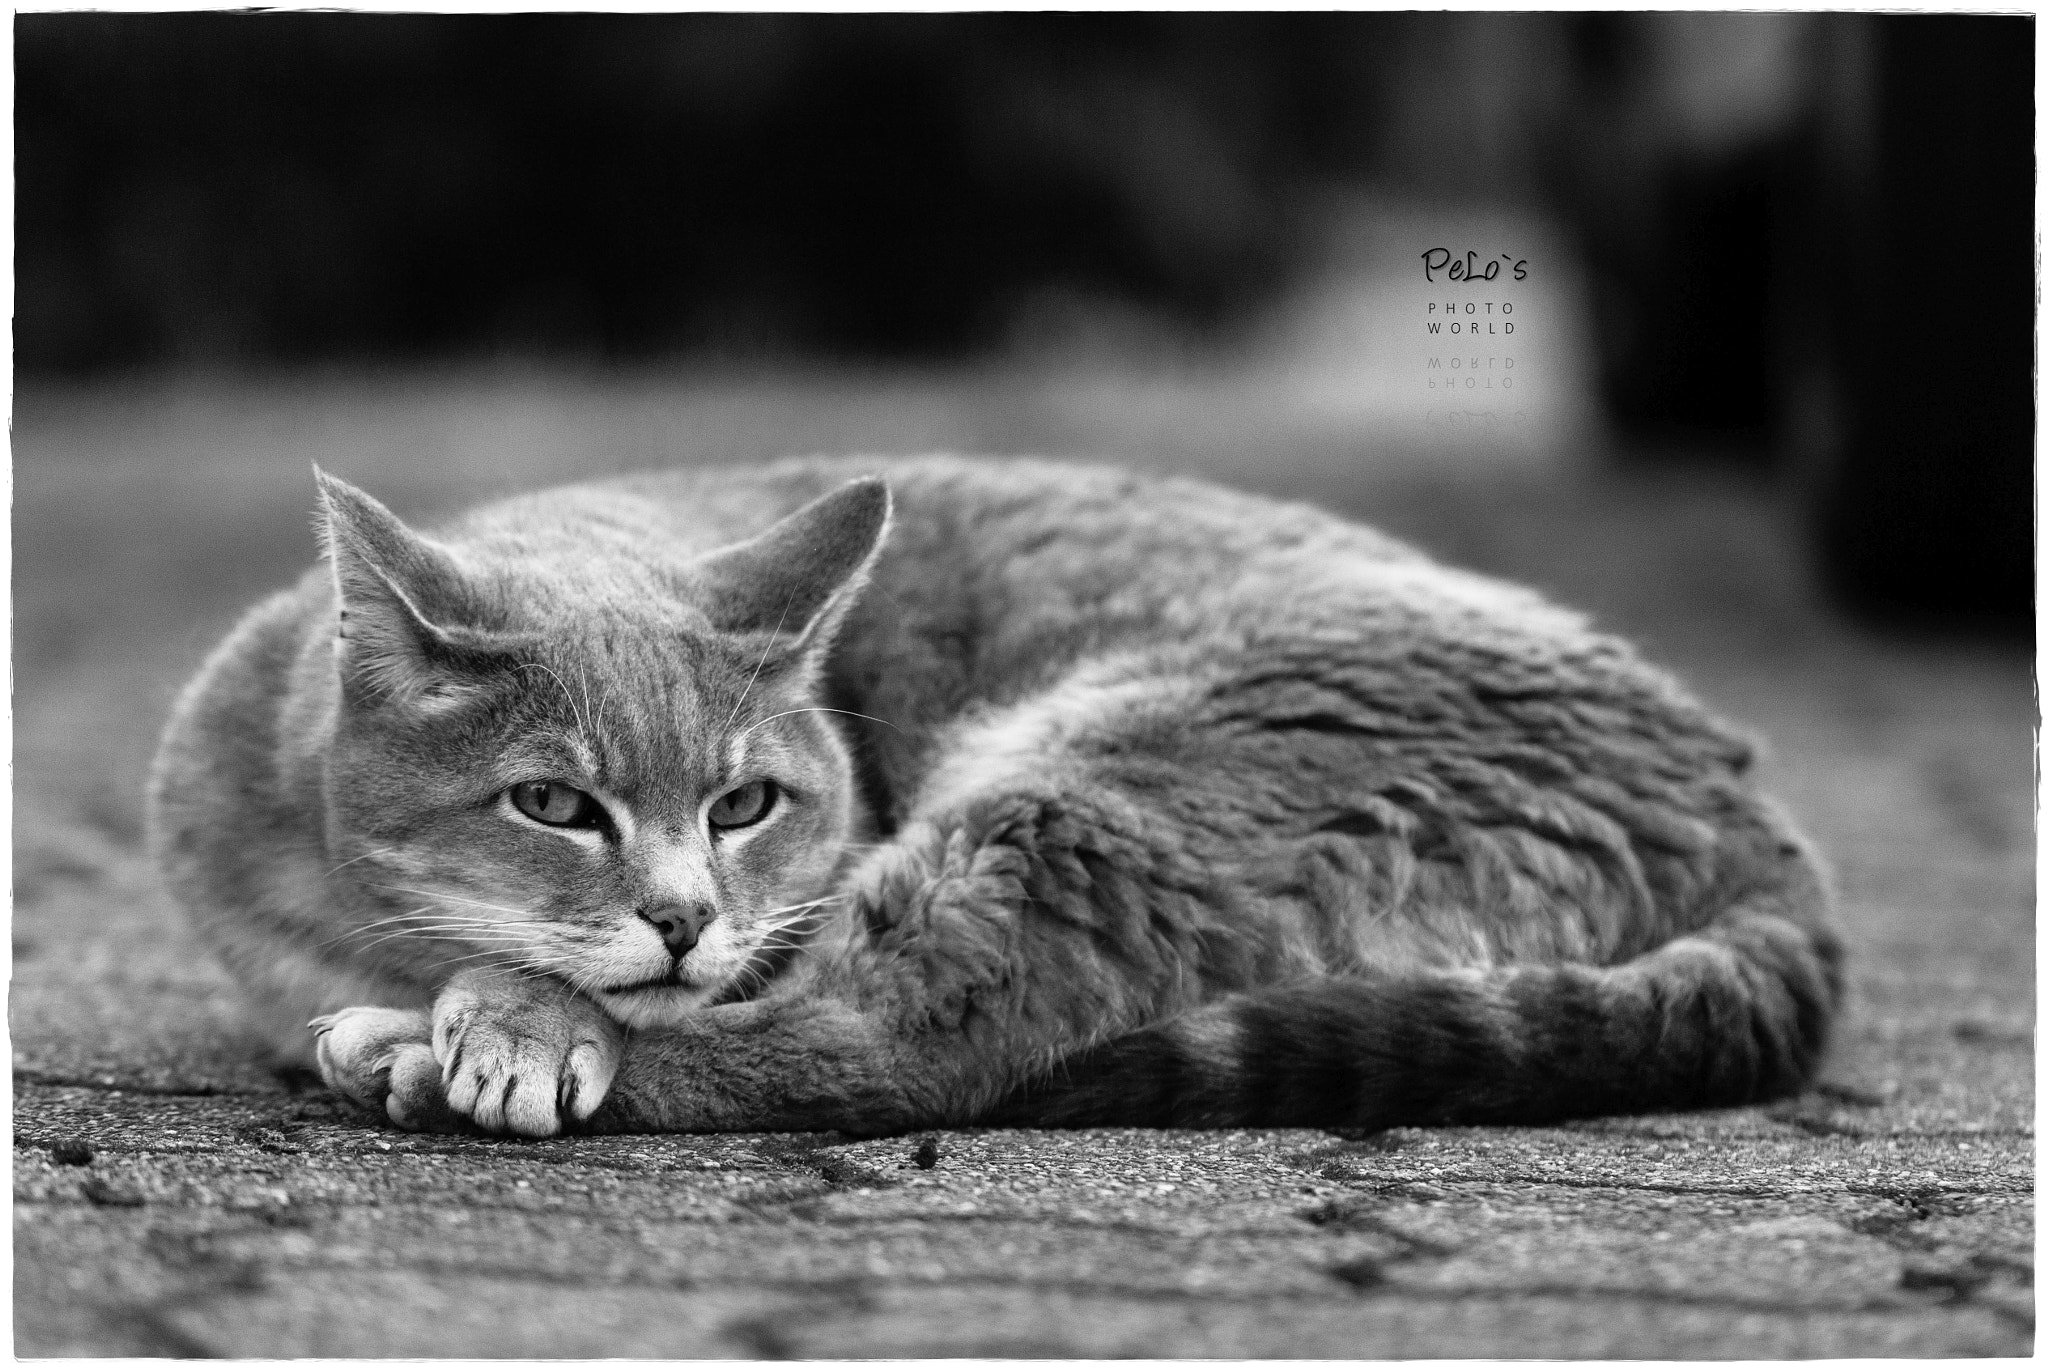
[1421, 249, 1528, 282]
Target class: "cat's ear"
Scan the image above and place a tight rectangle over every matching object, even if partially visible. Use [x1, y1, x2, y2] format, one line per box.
[689, 477, 891, 657]
[313, 467, 485, 704]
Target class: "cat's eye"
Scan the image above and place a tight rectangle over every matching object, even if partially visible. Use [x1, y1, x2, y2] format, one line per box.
[509, 781, 604, 829]
[708, 780, 776, 831]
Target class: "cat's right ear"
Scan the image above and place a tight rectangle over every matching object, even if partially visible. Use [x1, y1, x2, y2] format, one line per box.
[313, 468, 482, 705]
[689, 477, 892, 659]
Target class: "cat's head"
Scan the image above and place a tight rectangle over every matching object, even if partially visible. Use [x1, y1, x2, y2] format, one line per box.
[312, 469, 890, 1028]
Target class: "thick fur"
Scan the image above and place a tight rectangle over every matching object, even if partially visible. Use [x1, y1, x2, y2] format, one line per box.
[147, 456, 1842, 1136]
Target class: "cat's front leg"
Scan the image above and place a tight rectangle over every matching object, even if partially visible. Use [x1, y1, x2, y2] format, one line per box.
[586, 994, 923, 1135]
[425, 969, 627, 1136]
[315, 970, 626, 1137]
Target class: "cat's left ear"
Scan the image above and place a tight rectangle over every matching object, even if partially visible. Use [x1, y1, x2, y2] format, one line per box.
[689, 477, 891, 660]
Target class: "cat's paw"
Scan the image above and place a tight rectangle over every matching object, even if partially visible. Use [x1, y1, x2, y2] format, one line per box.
[431, 972, 625, 1138]
[310, 1005, 431, 1110]
[310, 1006, 473, 1133]
[307, 1000, 436, 1114]
[381, 1040, 470, 1133]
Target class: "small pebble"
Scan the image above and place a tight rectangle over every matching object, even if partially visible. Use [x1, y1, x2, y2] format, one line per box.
[1328, 1255, 1387, 1289]
[49, 1140, 94, 1167]
[913, 1137, 940, 1170]
[80, 1177, 144, 1207]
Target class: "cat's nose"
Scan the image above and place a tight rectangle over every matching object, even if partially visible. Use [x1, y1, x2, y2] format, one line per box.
[640, 902, 714, 958]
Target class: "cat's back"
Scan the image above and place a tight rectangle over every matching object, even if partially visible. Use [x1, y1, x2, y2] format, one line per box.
[588, 455, 1565, 645]
[584, 454, 1423, 578]
[442, 455, 1608, 710]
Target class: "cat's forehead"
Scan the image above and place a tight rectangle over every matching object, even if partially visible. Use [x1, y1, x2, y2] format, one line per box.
[503, 622, 794, 790]
[511, 622, 721, 721]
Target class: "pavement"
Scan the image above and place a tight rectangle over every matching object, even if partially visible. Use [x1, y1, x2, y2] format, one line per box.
[12, 374, 2034, 1357]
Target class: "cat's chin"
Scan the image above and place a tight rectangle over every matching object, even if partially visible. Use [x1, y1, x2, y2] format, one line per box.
[590, 981, 720, 1028]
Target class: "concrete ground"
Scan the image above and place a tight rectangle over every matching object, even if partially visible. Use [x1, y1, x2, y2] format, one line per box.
[12, 374, 2033, 1357]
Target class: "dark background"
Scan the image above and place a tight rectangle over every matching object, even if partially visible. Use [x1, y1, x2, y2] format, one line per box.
[15, 11, 2035, 629]
[12, 21, 2036, 1352]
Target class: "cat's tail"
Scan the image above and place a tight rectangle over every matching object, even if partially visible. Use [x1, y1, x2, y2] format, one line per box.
[987, 894, 1845, 1129]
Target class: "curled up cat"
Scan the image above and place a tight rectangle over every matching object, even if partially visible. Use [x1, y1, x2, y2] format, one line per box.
[147, 456, 1843, 1137]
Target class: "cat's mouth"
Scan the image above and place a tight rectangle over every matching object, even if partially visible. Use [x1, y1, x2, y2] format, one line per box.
[590, 934, 798, 1023]
[591, 976, 721, 1029]
[604, 968, 691, 994]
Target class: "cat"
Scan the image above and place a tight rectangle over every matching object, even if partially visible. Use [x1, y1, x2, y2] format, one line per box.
[147, 456, 1843, 1137]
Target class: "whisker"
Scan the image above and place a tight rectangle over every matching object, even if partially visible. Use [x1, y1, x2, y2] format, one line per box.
[746, 926, 819, 960]
[322, 907, 440, 946]
[575, 662, 600, 748]
[554, 961, 611, 997]
[353, 935, 474, 957]
[436, 947, 540, 970]
[367, 923, 547, 939]
[505, 949, 578, 966]
[754, 918, 821, 944]
[351, 928, 547, 955]
[749, 934, 811, 959]
[522, 957, 581, 981]
[333, 908, 556, 942]
[748, 931, 810, 957]
[331, 909, 512, 935]
[759, 894, 845, 917]
[361, 924, 527, 941]
[730, 934, 804, 998]
[737, 707, 900, 742]
[324, 847, 397, 878]
[330, 918, 540, 949]
[755, 922, 819, 945]
[357, 884, 533, 918]
[725, 586, 801, 733]
[517, 662, 591, 741]
[354, 928, 494, 944]
[762, 897, 840, 923]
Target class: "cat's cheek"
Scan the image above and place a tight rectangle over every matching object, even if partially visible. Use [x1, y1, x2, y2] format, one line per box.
[683, 919, 757, 982]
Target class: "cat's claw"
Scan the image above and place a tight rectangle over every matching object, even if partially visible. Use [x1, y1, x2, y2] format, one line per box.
[310, 985, 622, 1137]
[311, 1006, 434, 1113]
[430, 972, 625, 1138]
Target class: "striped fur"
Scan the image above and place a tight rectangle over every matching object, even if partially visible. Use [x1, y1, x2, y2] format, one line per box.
[151, 456, 1845, 1137]
[992, 902, 1844, 1129]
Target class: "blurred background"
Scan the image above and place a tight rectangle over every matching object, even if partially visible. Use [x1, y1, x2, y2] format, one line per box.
[16, 11, 2033, 627]
[10, 26, 2037, 1352]
[11, 13, 2035, 887]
